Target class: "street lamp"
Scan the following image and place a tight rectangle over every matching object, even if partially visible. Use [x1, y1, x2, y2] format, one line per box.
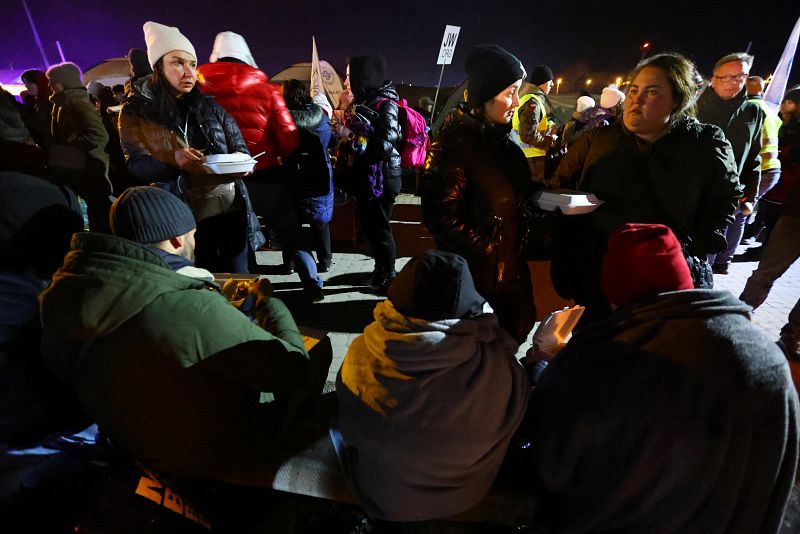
[639, 41, 651, 62]
[585, 78, 592, 89]
[556, 78, 563, 95]
[615, 76, 623, 87]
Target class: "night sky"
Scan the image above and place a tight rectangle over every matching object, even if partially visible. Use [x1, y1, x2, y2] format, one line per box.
[2, 0, 799, 89]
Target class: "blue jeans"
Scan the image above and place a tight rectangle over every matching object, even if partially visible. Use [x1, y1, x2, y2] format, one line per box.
[709, 169, 782, 266]
[246, 180, 322, 291]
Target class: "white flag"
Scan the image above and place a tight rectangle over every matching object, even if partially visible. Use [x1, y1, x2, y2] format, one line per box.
[764, 16, 800, 112]
[310, 36, 324, 98]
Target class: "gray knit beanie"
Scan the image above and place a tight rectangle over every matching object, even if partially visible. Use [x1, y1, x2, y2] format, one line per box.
[46, 62, 84, 90]
[110, 186, 195, 244]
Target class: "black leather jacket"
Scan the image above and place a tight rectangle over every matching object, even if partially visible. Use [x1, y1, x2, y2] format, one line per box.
[353, 82, 402, 176]
[421, 106, 536, 342]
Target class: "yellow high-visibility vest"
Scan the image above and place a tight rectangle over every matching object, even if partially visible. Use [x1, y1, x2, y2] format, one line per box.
[749, 97, 782, 171]
[512, 93, 548, 158]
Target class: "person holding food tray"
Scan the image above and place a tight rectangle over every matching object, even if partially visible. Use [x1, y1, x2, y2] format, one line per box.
[119, 21, 264, 273]
[550, 53, 741, 323]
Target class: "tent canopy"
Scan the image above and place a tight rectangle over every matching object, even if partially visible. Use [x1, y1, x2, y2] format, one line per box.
[82, 57, 129, 88]
[270, 61, 344, 108]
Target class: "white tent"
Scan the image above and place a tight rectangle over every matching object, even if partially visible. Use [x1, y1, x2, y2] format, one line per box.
[83, 57, 129, 88]
[270, 61, 344, 108]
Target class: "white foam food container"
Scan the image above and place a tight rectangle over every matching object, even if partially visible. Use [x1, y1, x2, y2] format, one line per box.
[202, 153, 256, 174]
[532, 189, 603, 215]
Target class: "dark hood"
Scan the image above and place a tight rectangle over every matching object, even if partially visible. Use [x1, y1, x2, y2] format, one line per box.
[349, 54, 389, 100]
[573, 289, 752, 346]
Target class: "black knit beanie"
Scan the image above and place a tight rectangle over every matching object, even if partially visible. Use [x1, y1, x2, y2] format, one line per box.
[387, 250, 486, 321]
[348, 55, 389, 100]
[128, 48, 153, 79]
[465, 45, 526, 108]
[110, 186, 195, 244]
[530, 65, 554, 86]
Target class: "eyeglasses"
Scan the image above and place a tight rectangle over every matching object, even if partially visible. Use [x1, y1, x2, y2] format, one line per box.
[713, 73, 748, 83]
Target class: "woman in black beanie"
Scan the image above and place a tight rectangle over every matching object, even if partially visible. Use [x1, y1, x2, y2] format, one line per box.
[421, 45, 536, 343]
[343, 54, 402, 293]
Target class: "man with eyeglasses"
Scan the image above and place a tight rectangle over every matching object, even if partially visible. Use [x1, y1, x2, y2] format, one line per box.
[697, 52, 763, 275]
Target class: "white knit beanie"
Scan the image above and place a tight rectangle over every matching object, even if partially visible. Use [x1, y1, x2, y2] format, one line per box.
[143, 21, 197, 68]
[600, 84, 625, 109]
[209, 31, 257, 68]
[576, 95, 595, 113]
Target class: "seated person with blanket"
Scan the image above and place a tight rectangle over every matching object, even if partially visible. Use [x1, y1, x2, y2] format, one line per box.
[523, 223, 799, 533]
[336, 249, 529, 522]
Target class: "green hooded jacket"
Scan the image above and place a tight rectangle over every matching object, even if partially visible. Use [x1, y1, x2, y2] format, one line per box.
[40, 232, 310, 484]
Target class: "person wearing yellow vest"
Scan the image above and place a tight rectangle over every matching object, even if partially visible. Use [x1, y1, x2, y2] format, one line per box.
[512, 65, 558, 183]
[746, 75, 782, 208]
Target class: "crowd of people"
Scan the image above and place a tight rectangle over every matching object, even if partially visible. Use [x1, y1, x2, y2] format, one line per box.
[1, 18, 800, 533]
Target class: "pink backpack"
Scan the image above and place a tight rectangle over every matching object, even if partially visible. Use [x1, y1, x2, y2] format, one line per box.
[378, 98, 430, 168]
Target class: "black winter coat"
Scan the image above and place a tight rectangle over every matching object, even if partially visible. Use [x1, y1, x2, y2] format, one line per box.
[697, 88, 763, 201]
[422, 107, 536, 342]
[119, 77, 264, 251]
[120, 77, 248, 183]
[551, 119, 741, 305]
[354, 83, 402, 176]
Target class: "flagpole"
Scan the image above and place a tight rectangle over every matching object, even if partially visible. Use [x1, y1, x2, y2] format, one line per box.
[431, 63, 446, 124]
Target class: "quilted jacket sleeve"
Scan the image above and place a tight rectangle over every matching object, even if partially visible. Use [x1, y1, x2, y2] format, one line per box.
[364, 98, 401, 164]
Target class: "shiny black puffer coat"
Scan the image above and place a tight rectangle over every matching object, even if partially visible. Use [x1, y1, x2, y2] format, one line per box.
[421, 106, 536, 343]
[353, 82, 402, 176]
[119, 77, 248, 183]
[119, 77, 264, 251]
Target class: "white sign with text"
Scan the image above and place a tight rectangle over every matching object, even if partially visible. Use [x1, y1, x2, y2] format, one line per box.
[436, 25, 461, 65]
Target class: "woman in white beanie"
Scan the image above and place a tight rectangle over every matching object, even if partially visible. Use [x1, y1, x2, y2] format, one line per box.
[561, 95, 596, 146]
[119, 21, 265, 273]
[197, 32, 326, 300]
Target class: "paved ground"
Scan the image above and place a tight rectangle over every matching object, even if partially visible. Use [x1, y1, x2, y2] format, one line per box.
[250, 194, 800, 385]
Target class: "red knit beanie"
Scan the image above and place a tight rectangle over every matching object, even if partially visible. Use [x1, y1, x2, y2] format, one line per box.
[601, 223, 694, 307]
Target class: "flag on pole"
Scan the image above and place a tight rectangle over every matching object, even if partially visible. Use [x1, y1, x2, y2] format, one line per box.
[763, 15, 800, 113]
[310, 36, 324, 98]
[310, 36, 337, 113]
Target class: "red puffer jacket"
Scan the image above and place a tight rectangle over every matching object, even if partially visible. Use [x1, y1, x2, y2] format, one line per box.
[197, 61, 299, 170]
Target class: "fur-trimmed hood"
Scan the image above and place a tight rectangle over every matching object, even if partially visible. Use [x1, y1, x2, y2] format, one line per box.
[289, 103, 324, 131]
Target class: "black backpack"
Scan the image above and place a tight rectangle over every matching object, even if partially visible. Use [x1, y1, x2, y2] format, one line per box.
[285, 128, 330, 200]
